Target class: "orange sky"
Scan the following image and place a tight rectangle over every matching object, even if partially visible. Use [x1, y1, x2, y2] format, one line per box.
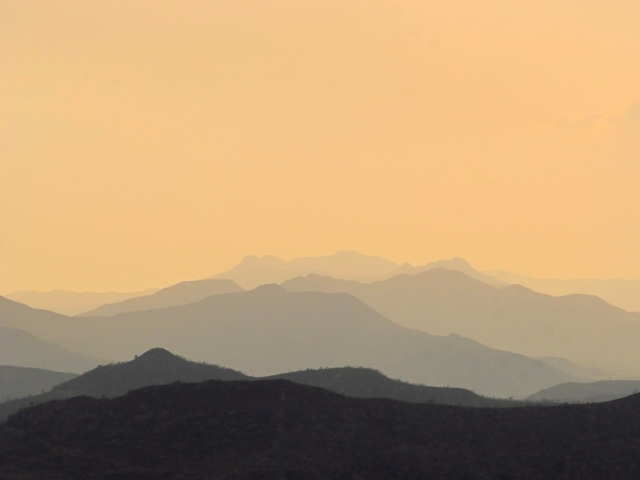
[2, 0, 640, 293]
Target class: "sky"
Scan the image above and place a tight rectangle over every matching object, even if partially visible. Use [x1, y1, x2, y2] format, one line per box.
[2, 0, 640, 293]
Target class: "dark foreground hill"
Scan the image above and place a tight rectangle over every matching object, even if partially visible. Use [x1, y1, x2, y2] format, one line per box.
[1, 380, 639, 480]
[0, 349, 249, 420]
[0, 349, 513, 420]
[270, 367, 515, 407]
[527, 380, 640, 403]
[0, 367, 76, 402]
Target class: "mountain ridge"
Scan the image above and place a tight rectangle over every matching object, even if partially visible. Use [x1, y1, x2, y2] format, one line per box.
[527, 379, 640, 403]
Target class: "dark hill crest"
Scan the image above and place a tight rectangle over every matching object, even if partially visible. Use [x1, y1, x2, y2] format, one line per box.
[2, 379, 640, 479]
[0, 348, 518, 421]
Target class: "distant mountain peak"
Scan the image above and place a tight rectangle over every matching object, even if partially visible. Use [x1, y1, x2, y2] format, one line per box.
[134, 348, 182, 363]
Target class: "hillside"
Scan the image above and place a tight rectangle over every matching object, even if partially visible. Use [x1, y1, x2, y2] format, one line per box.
[282, 270, 640, 374]
[78, 278, 244, 316]
[0, 325, 102, 373]
[1, 380, 639, 479]
[527, 380, 640, 403]
[271, 367, 516, 407]
[0, 348, 249, 421]
[0, 288, 575, 398]
[0, 366, 76, 402]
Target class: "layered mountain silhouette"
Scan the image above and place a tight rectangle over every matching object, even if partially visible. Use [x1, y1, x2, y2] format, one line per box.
[0, 290, 574, 397]
[0, 348, 516, 420]
[77, 278, 243, 317]
[0, 325, 102, 373]
[209, 251, 504, 289]
[210, 251, 401, 288]
[527, 380, 640, 403]
[282, 270, 640, 375]
[487, 269, 640, 313]
[0, 366, 76, 402]
[2, 380, 640, 479]
[0, 348, 249, 421]
[4, 288, 157, 316]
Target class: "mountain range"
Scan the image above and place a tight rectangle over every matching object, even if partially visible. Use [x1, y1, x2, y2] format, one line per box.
[282, 270, 640, 375]
[9, 251, 640, 316]
[209, 251, 507, 289]
[0, 289, 575, 398]
[527, 380, 640, 403]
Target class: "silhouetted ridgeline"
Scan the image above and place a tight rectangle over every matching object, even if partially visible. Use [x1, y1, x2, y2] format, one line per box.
[1, 380, 639, 479]
[267, 367, 517, 407]
[0, 349, 249, 420]
[379, 256, 507, 286]
[0, 349, 515, 420]
[527, 380, 640, 403]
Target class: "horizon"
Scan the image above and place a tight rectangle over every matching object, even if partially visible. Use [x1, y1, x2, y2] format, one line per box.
[3, 0, 640, 292]
[5, 250, 640, 295]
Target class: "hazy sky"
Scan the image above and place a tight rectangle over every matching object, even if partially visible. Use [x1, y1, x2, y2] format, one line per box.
[2, 0, 640, 293]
